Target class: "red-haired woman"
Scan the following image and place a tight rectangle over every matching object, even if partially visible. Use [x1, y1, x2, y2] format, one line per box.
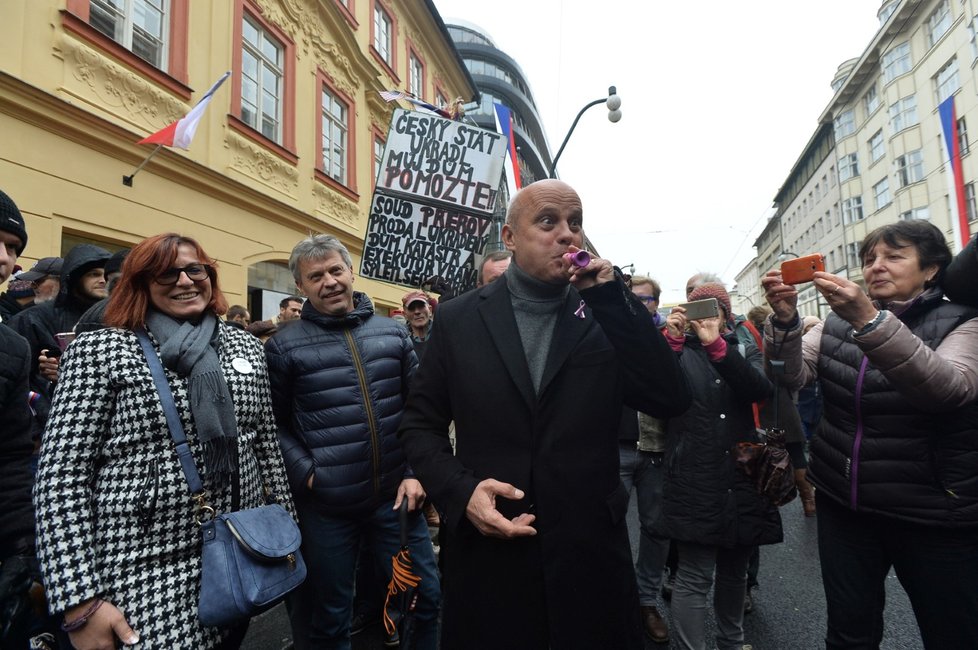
[33, 234, 295, 650]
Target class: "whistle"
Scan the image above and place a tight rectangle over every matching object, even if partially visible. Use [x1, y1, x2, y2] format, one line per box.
[563, 251, 591, 268]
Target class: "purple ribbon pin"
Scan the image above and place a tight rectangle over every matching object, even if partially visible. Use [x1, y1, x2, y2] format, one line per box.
[574, 300, 587, 319]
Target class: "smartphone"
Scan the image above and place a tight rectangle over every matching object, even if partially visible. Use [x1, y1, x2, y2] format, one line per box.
[781, 254, 826, 285]
[675, 297, 720, 321]
[54, 332, 76, 351]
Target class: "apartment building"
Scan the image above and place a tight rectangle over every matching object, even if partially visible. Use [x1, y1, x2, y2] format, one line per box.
[0, 0, 476, 316]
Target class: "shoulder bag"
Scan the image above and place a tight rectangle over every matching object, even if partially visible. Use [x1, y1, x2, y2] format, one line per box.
[136, 329, 306, 628]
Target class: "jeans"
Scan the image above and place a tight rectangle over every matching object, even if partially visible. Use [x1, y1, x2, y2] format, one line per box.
[672, 542, 753, 650]
[289, 499, 441, 650]
[817, 492, 978, 650]
[619, 443, 669, 607]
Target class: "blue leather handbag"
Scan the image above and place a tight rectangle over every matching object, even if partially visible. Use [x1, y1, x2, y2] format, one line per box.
[137, 330, 307, 628]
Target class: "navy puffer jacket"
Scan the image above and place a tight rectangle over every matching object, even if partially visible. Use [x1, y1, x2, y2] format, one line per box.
[266, 293, 418, 515]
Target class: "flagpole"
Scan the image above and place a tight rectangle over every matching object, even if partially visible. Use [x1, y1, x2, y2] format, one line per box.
[122, 144, 164, 187]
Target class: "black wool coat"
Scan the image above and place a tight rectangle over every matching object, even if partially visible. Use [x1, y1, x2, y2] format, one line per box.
[399, 276, 691, 650]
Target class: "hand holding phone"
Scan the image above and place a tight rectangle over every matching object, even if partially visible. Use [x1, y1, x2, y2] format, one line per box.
[675, 297, 720, 321]
[780, 254, 825, 285]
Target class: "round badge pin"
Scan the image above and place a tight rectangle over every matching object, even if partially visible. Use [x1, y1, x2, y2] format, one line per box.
[232, 357, 253, 374]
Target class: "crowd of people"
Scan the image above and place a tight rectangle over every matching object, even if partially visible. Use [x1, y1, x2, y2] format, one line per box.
[1, 179, 977, 650]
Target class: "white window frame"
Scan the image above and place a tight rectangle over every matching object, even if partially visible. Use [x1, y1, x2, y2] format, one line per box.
[864, 84, 880, 115]
[321, 87, 349, 185]
[873, 178, 892, 210]
[89, 0, 169, 69]
[935, 57, 961, 103]
[869, 130, 885, 162]
[834, 109, 856, 139]
[839, 153, 860, 181]
[968, 183, 978, 221]
[970, 15, 978, 61]
[373, 4, 392, 64]
[842, 196, 864, 223]
[927, 1, 952, 48]
[889, 95, 918, 133]
[900, 207, 930, 221]
[896, 149, 924, 187]
[959, 117, 970, 156]
[409, 53, 424, 98]
[241, 15, 284, 143]
[882, 42, 912, 83]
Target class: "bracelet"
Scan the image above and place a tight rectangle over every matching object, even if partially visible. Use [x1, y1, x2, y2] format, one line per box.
[854, 310, 885, 336]
[61, 598, 103, 632]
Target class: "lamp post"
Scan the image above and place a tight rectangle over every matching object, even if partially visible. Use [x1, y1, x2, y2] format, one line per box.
[548, 86, 621, 178]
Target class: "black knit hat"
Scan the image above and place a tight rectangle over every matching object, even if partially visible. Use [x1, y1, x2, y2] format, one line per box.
[0, 189, 27, 255]
[105, 249, 130, 276]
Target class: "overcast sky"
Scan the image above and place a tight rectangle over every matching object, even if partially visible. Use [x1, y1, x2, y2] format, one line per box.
[433, 0, 885, 303]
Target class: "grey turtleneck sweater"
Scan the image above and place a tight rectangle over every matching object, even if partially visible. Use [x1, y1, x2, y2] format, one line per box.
[506, 262, 570, 393]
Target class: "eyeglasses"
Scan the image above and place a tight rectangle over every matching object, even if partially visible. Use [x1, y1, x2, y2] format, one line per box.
[636, 295, 659, 304]
[156, 264, 212, 285]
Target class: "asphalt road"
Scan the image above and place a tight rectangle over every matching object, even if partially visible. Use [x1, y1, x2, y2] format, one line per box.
[242, 495, 925, 650]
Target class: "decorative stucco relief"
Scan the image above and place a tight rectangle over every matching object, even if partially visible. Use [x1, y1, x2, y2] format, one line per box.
[253, 0, 360, 97]
[59, 36, 185, 127]
[313, 183, 360, 227]
[226, 131, 299, 196]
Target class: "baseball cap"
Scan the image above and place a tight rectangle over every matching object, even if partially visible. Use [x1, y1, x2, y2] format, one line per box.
[401, 290, 430, 308]
[18, 257, 64, 282]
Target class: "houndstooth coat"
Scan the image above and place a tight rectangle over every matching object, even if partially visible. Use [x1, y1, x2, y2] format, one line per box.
[34, 323, 296, 649]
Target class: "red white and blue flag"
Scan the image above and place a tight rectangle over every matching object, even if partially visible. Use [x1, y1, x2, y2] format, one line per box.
[492, 102, 522, 199]
[139, 71, 231, 149]
[939, 95, 971, 251]
[378, 90, 451, 119]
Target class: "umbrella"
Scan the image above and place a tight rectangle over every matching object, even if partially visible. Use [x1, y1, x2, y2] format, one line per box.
[383, 500, 422, 648]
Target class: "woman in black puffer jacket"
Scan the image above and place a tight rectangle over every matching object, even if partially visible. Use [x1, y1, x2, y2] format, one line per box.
[656, 283, 781, 650]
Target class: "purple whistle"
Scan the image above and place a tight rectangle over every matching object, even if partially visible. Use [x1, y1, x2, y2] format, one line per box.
[563, 251, 591, 268]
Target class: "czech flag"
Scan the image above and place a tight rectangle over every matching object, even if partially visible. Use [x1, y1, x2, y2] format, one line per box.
[139, 71, 231, 149]
[939, 95, 971, 251]
[493, 102, 522, 199]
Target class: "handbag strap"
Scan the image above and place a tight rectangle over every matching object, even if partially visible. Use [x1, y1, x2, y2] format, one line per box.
[135, 328, 205, 497]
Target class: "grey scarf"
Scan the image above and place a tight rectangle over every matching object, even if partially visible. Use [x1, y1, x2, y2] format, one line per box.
[146, 309, 238, 481]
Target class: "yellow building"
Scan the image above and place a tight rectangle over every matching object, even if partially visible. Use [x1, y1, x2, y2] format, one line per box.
[0, 0, 477, 316]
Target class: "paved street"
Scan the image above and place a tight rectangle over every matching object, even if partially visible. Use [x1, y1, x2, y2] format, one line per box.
[242, 493, 925, 649]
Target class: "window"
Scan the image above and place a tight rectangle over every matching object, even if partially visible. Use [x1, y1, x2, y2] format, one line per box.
[869, 130, 885, 162]
[839, 153, 860, 181]
[873, 178, 892, 210]
[409, 51, 424, 99]
[373, 2, 393, 66]
[882, 42, 912, 83]
[935, 57, 960, 103]
[435, 90, 448, 110]
[864, 84, 880, 115]
[89, 0, 167, 68]
[968, 183, 978, 221]
[879, 0, 898, 24]
[834, 109, 856, 139]
[241, 15, 284, 143]
[896, 149, 924, 187]
[373, 134, 385, 189]
[970, 15, 978, 60]
[900, 207, 930, 220]
[63, 0, 189, 93]
[830, 166, 836, 187]
[889, 95, 918, 133]
[842, 196, 864, 223]
[321, 86, 349, 185]
[927, 1, 952, 48]
[959, 117, 970, 156]
[848, 241, 863, 268]
[231, 2, 295, 158]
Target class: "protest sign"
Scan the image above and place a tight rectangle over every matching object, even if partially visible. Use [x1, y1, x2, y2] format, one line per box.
[360, 108, 507, 293]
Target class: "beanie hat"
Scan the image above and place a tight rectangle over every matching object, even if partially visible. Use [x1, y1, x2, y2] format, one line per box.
[688, 282, 732, 320]
[0, 190, 27, 255]
[6, 277, 35, 299]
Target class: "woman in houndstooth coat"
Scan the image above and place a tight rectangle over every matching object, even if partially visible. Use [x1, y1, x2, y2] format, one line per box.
[33, 234, 296, 650]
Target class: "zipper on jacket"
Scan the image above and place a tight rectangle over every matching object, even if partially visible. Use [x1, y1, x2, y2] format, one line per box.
[344, 330, 382, 495]
[849, 356, 870, 509]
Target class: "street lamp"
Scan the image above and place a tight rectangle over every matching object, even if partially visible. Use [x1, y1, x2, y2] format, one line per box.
[548, 86, 621, 178]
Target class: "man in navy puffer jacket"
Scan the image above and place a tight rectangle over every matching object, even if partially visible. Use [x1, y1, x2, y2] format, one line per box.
[266, 234, 439, 650]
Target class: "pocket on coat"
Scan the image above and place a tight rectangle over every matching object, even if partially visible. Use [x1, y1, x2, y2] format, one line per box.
[137, 458, 160, 527]
[606, 481, 629, 525]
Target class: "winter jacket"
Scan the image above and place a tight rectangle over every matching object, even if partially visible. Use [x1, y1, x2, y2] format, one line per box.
[266, 293, 418, 516]
[0, 322, 34, 558]
[657, 331, 783, 548]
[33, 323, 294, 648]
[765, 288, 978, 527]
[0, 292, 28, 321]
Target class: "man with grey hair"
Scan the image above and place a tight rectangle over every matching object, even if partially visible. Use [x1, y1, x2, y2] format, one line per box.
[265, 234, 440, 649]
[477, 250, 512, 287]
